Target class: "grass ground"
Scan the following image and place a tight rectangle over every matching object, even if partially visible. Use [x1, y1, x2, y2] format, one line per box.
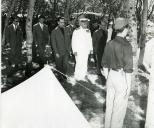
[1, 47, 149, 128]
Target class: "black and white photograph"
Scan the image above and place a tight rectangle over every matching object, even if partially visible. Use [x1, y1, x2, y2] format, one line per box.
[1, 0, 154, 128]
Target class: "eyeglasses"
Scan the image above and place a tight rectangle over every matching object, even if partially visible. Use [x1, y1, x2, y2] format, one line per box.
[14, 20, 19, 22]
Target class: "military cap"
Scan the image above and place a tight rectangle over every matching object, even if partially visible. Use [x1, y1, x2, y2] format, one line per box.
[114, 18, 128, 30]
[78, 14, 90, 22]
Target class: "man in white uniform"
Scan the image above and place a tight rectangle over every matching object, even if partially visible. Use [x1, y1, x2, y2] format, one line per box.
[72, 15, 93, 80]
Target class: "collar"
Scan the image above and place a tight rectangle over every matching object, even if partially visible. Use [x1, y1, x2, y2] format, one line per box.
[13, 24, 18, 29]
[39, 23, 43, 27]
[79, 26, 89, 31]
[115, 36, 128, 44]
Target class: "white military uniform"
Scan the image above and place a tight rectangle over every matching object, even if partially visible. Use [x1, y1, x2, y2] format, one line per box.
[143, 38, 154, 128]
[72, 27, 93, 80]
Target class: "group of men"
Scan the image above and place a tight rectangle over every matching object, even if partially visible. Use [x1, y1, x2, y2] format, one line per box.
[5, 14, 134, 128]
[4, 14, 108, 80]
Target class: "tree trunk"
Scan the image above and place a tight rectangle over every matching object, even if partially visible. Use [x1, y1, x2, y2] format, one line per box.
[53, 0, 57, 20]
[2, 0, 17, 46]
[127, 0, 139, 91]
[26, 0, 36, 63]
[64, 0, 70, 24]
[138, 0, 148, 65]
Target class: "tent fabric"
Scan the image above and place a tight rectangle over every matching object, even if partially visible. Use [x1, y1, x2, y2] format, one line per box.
[1, 65, 91, 128]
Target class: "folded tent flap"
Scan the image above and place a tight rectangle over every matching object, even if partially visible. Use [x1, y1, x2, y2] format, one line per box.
[1, 65, 91, 128]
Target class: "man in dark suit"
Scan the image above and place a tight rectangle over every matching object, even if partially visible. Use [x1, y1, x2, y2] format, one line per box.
[33, 15, 50, 68]
[92, 19, 108, 76]
[51, 17, 71, 76]
[5, 16, 23, 76]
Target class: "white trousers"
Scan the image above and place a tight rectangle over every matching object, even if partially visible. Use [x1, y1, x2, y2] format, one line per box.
[74, 53, 89, 80]
[105, 69, 131, 128]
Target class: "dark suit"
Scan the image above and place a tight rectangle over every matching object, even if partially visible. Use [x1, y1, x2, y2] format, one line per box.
[33, 23, 49, 67]
[51, 26, 71, 74]
[92, 29, 107, 75]
[66, 24, 75, 53]
[5, 24, 23, 65]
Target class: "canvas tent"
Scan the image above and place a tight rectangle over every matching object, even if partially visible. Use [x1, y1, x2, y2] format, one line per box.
[1, 65, 91, 128]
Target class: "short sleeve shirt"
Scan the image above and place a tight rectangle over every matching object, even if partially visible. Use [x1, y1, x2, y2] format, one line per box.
[102, 36, 133, 73]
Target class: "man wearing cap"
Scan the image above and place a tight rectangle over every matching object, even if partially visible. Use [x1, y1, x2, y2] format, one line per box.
[102, 17, 133, 128]
[92, 19, 108, 76]
[72, 15, 93, 80]
[51, 17, 71, 78]
[33, 15, 50, 68]
[5, 16, 23, 76]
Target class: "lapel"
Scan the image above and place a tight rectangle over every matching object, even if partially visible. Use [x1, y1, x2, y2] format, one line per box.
[38, 23, 43, 31]
[11, 24, 16, 31]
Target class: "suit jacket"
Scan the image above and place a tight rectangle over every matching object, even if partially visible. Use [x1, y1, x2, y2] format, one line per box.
[33, 23, 49, 55]
[51, 26, 71, 56]
[5, 24, 23, 64]
[92, 29, 107, 54]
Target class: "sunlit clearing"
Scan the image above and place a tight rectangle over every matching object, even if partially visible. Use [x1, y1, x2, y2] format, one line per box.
[67, 76, 77, 86]
[87, 73, 98, 84]
[95, 92, 105, 104]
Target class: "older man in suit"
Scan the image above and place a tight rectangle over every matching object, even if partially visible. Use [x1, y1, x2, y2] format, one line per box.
[33, 15, 50, 68]
[5, 16, 23, 76]
[51, 17, 71, 76]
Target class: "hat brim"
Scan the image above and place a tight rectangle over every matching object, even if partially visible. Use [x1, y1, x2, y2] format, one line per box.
[79, 18, 90, 21]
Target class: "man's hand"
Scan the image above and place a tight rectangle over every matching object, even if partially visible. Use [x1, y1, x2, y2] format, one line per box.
[101, 68, 109, 79]
[90, 50, 93, 54]
[124, 73, 131, 98]
[56, 53, 60, 58]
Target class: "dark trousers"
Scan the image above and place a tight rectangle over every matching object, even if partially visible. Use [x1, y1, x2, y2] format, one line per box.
[55, 54, 68, 74]
[96, 50, 104, 75]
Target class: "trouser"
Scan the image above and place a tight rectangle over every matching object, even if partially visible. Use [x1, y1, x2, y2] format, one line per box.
[74, 53, 89, 80]
[105, 69, 131, 128]
[96, 50, 104, 75]
[55, 54, 68, 74]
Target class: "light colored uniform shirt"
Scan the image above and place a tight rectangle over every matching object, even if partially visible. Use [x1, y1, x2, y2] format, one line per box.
[72, 27, 93, 55]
